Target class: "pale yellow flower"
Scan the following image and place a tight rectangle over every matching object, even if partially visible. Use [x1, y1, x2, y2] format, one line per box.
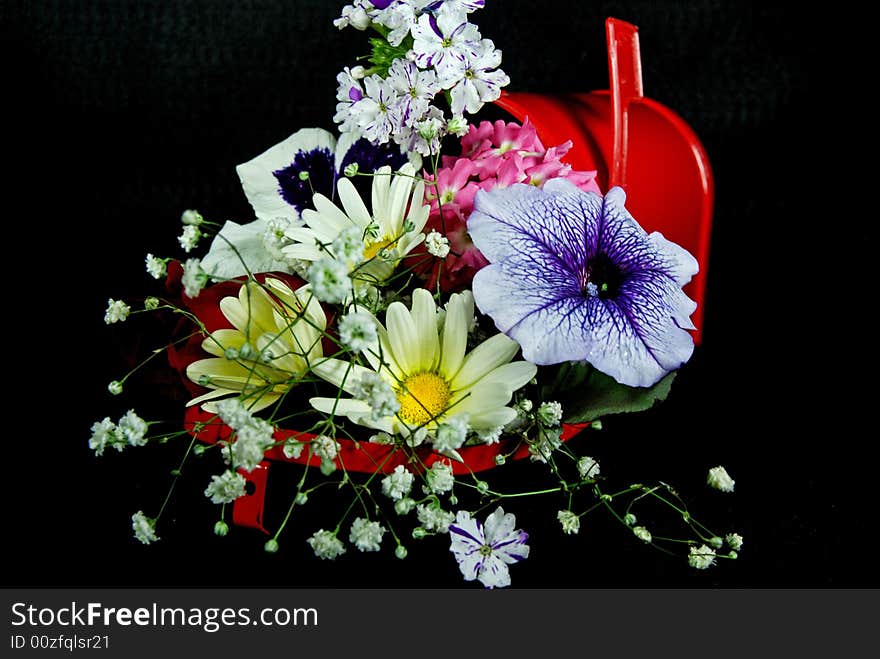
[282, 163, 429, 286]
[310, 288, 535, 444]
[187, 277, 326, 413]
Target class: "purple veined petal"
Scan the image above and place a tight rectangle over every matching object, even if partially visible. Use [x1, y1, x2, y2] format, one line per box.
[477, 555, 512, 589]
[492, 530, 530, 565]
[369, 0, 395, 9]
[468, 181, 698, 387]
[348, 86, 363, 102]
[483, 507, 515, 543]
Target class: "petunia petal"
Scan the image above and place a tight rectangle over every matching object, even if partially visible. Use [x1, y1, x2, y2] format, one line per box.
[468, 181, 698, 387]
[236, 128, 337, 222]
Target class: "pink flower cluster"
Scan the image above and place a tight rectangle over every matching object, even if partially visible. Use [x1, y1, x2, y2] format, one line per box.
[419, 118, 602, 291]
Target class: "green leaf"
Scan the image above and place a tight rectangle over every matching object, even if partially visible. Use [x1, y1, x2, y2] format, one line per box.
[555, 363, 677, 423]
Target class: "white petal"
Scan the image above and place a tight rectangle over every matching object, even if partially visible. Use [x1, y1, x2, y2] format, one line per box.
[410, 288, 439, 372]
[439, 290, 469, 378]
[450, 333, 520, 391]
[310, 357, 375, 396]
[336, 178, 372, 228]
[385, 301, 420, 375]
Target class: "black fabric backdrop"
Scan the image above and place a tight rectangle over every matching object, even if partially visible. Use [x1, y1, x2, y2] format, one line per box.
[3, 0, 871, 588]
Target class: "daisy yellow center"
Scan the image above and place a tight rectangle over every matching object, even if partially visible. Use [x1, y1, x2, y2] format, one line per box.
[396, 372, 451, 425]
[363, 236, 396, 261]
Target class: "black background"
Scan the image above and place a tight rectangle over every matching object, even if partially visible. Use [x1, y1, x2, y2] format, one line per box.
[4, 1, 871, 589]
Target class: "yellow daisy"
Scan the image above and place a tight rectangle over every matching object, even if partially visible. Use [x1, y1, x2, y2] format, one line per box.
[310, 288, 536, 443]
[187, 277, 326, 413]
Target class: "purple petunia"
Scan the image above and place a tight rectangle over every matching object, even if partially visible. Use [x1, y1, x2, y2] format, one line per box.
[468, 180, 698, 388]
[448, 507, 529, 588]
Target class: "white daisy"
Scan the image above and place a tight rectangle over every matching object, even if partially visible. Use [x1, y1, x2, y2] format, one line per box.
[282, 163, 429, 287]
[309, 288, 535, 446]
[186, 277, 326, 413]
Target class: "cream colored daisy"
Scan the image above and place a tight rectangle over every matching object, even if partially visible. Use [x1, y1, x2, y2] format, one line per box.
[187, 277, 326, 413]
[282, 163, 429, 286]
[310, 288, 536, 444]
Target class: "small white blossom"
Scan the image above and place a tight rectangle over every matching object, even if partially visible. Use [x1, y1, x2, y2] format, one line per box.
[474, 425, 503, 445]
[332, 225, 367, 266]
[577, 455, 601, 479]
[632, 526, 652, 543]
[118, 409, 148, 447]
[215, 398, 253, 431]
[282, 438, 305, 459]
[180, 209, 204, 226]
[181, 258, 208, 298]
[445, 114, 469, 137]
[107, 380, 123, 395]
[529, 426, 562, 463]
[89, 417, 120, 456]
[204, 470, 247, 504]
[333, 2, 371, 30]
[688, 544, 717, 570]
[104, 298, 130, 324]
[707, 465, 735, 493]
[425, 461, 455, 495]
[349, 517, 386, 552]
[308, 257, 353, 304]
[312, 435, 340, 462]
[369, 432, 395, 445]
[262, 217, 297, 261]
[726, 533, 744, 551]
[145, 253, 167, 279]
[307, 529, 346, 560]
[131, 511, 159, 545]
[338, 311, 378, 353]
[416, 504, 455, 533]
[381, 465, 414, 501]
[425, 230, 450, 258]
[354, 372, 400, 420]
[394, 497, 416, 515]
[537, 401, 563, 426]
[230, 419, 275, 472]
[433, 414, 469, 454]
[557, 510, 580, 535]
[178, 224, 202, 253]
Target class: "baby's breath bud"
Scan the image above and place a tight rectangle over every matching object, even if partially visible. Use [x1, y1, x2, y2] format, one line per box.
[214, 521, 229, 537]
[298, 170, 310, 181]
[623, 513, 637, 527]
[475, 480, 489, 494]
[709, 536, 724, 549]
[108, 380, 123, 395]
[395, 545, 408, 559]
[295, 492, 309, 506]
[412, 527, 427, 539]
[344, 163, 359, 177]
[264, 539, 279, 553]
[224, 347, 239, 360]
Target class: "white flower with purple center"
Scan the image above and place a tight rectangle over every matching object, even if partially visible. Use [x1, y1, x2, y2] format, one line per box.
[411, 9, 481, 84]
[355, 75, 401, 145]
[468, 180, 699, 387]
[449, 38, 509, 115]
[387, 58, 441, 128]
[449, 507, 529, 589]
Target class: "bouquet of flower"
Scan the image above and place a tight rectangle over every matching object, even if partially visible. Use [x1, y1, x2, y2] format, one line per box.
[92, 0, 741, 588]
